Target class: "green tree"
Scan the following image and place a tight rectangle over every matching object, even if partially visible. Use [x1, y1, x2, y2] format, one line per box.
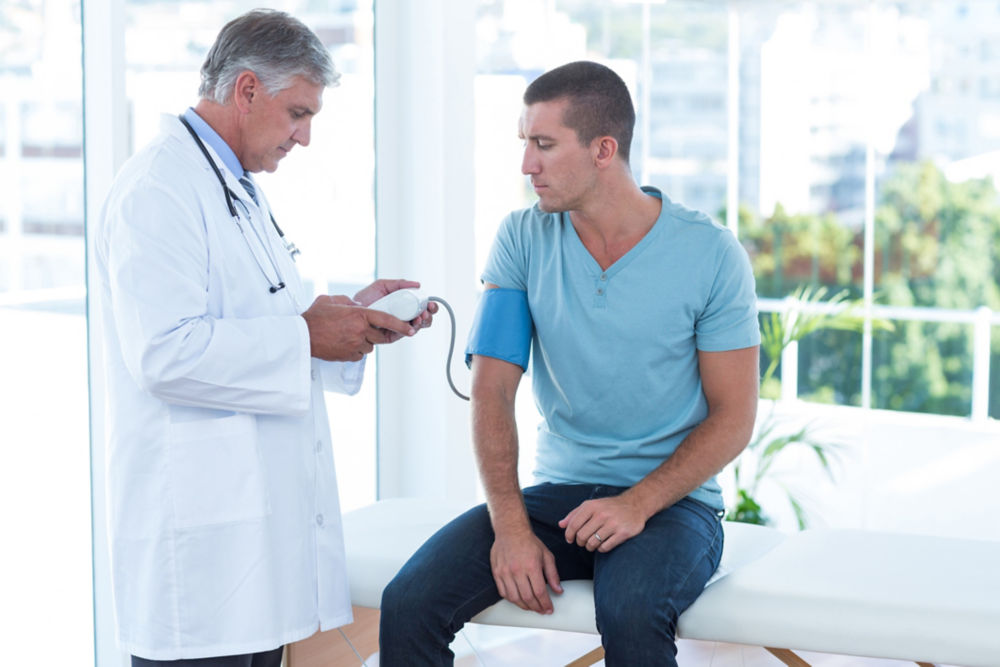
[737, 160, 1000, 418]
[735, 202, 865, 405]
[873, 161, 1000, 416]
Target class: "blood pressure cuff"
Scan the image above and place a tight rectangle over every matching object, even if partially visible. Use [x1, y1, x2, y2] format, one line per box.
[465, 287, 533, 371]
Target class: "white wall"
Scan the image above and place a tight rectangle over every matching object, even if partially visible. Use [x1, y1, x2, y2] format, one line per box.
[374, 0, 479, 504]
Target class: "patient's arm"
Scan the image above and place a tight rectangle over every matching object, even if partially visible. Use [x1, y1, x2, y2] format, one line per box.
[561, 345, 760, 552]
[471, 353, 563, 614]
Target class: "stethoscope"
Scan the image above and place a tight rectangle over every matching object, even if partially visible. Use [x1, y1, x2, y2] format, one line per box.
[178, 115, 301, 295]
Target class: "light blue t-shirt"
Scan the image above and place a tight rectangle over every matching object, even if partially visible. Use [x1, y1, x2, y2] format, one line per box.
[481, 187, 760, 510]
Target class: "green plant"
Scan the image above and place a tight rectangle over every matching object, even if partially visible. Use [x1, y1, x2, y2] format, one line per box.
[728, 285, 891, 529]
[759, 285, 880, 397]
[728, 411, 837, 528]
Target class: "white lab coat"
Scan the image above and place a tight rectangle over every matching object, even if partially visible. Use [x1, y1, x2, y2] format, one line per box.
[96, 114, 361, 659]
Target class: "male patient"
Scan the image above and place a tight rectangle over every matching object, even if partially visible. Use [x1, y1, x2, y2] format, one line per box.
[380, 61, 760, 666]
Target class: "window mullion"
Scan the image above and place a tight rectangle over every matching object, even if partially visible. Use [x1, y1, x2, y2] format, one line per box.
[861, 2, 877, 411]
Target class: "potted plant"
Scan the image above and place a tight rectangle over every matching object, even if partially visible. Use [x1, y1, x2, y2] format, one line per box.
[727, 285, 891, 528]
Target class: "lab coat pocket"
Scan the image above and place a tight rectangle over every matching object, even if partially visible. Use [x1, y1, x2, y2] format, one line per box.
[167, 413, 270, 529]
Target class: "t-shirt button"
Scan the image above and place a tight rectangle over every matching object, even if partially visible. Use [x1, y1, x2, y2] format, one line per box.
[596, 288, 604, 295]
[600, 273, 607, 281]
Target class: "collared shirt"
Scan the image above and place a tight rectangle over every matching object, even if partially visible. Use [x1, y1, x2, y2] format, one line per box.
[182, 107, 245, 180]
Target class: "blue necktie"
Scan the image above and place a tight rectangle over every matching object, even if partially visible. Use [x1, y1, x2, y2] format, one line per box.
[239, 173, 259, 205]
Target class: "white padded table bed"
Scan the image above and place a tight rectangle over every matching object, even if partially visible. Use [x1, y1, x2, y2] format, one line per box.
[342, 498, 1000, 666]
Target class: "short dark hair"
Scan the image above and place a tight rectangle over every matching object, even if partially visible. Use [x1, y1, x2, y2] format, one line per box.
[523, 61, 635, 163]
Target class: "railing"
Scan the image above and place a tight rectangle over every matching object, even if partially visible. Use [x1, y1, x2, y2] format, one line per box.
[3, 287, 994, 422]
[757, 297, 998, 422]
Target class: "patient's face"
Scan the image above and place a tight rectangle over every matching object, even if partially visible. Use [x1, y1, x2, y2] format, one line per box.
[518, 98, 599, 213]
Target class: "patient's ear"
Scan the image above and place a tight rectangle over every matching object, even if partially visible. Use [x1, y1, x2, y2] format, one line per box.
[593, 136, 619, 168]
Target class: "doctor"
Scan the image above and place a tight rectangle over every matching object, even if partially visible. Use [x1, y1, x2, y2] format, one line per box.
[95, 9, 433, 666]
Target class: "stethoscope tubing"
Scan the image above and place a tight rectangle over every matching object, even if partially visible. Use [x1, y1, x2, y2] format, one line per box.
[177, 114, 299, 294]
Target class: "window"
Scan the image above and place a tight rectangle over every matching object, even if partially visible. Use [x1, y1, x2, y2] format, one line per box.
[872, 2, 1000, 419]
[0, 0, 92, 663]
[473, 0, 1000, 422]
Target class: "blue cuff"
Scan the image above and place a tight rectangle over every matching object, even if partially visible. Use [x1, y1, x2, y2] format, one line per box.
[465, 288, 533, 371]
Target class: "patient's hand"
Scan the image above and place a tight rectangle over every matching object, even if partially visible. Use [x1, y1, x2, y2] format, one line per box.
[559, 494, 646, 553]
[490, 528, 563, 615]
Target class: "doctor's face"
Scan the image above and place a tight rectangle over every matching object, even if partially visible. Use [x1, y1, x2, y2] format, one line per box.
[241, 74, 324, 173]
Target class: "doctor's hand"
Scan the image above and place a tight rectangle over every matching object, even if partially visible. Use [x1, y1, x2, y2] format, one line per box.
[353, 278, 437, 331]
[490, 528, 563, 615]
[302, 295, 415, 362]
[559, 494, 648, 554]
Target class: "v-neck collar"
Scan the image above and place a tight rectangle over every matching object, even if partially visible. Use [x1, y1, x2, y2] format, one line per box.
[563, 186, 664, 278]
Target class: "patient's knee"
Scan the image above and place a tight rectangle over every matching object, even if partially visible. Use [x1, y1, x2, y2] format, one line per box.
[380, 564, 426, 621]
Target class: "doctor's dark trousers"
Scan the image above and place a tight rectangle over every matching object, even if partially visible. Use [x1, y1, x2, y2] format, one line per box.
[131, 646, 283, 667]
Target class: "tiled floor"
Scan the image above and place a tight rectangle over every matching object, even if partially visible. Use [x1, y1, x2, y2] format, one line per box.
[359, 625, 959, 666]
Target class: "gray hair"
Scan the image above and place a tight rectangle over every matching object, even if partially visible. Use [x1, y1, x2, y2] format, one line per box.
[198, 9, 340, 103]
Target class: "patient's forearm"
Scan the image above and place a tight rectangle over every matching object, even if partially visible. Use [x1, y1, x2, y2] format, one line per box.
[471, 361, 529, 535]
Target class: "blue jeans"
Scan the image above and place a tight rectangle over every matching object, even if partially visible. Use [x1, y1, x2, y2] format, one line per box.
[380, 483, 724, 666]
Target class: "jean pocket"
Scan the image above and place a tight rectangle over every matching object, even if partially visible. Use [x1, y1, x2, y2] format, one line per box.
[676, 497, 725, 536]
[588, 484, 628, 500]
[167, 413, 270, 529]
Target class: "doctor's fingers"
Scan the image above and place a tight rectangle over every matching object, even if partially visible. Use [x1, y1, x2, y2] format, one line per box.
[353, 278, 420, 306]
[372, 277, 420, 295]
[411, 301, 438, 328]
[365, 310, 416, 339]
[303, 303, 383, 360]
